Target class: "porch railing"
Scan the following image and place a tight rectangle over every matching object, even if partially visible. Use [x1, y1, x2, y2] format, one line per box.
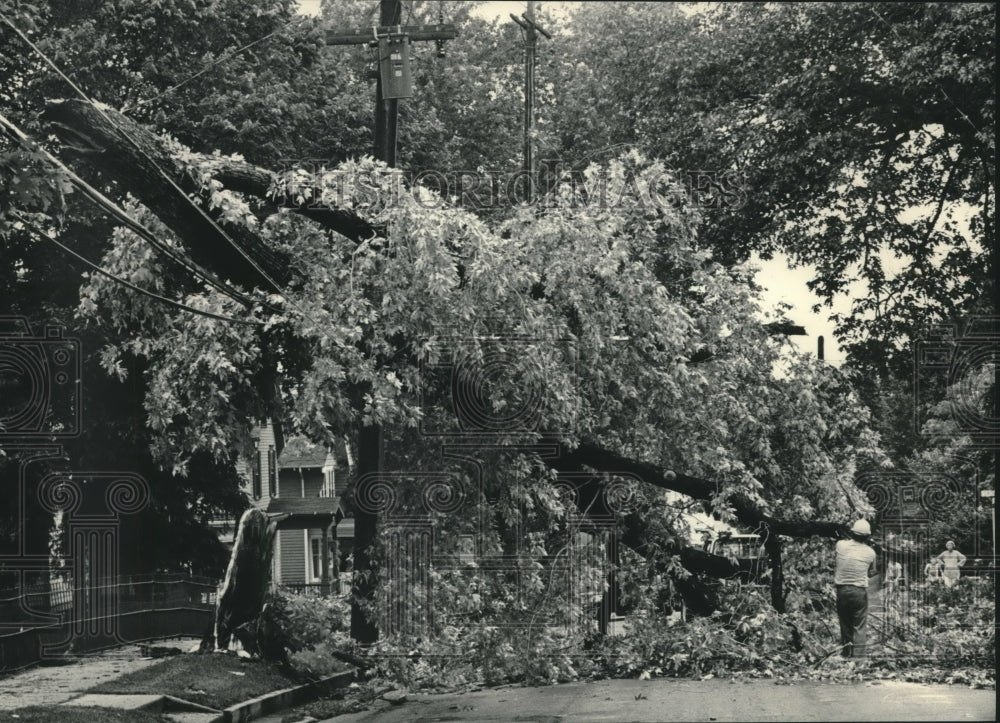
[274, 579, 348, 596]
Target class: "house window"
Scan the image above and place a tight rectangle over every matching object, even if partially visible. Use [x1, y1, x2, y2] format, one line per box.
[252, 450, 262, 499]
[267, 446, 276, 497]
[309, 536, 323, 583]
[321, 466, 334, 498]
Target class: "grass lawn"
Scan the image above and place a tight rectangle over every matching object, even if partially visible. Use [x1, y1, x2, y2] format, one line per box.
[0, 706, 170, 722]
[88, 653, 304, 710]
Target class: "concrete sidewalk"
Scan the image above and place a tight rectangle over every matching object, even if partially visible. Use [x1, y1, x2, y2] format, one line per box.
[0, 639, 201, 711]
[322, 677, 996, 722]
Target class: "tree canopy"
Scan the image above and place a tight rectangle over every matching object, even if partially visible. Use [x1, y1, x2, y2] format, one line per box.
[543, 2, 994, 374]
[0, 1, 993, 662]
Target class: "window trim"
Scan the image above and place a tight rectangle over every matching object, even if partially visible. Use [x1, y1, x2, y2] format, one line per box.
[252, 450, 262, 499]
[267, 446, 277, 497]
[308, 532, 323, 583]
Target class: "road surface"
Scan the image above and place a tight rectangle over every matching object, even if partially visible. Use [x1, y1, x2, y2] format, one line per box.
[322, 677, 995, 722]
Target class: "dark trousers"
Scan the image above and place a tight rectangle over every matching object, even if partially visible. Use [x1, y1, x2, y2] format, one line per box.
[836, 584, 868, 657]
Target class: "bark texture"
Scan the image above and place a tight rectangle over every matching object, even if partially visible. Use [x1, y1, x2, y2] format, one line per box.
[214, 508, 278, 650]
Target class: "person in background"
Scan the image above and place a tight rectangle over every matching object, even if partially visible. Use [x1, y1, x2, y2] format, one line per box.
[885, 559, 904, 596]
[700, 531, 713, 551]
[834, 519, 878, 658]
[924, 557, 943, 583]
[934, 540, 966, 588]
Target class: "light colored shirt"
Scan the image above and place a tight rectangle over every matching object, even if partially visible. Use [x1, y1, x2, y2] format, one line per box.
[834, 539, 876, 587]
[886, 561, 903, 581]
[936, 549, 966, 571]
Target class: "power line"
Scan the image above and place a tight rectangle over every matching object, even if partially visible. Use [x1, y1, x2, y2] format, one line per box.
[122, 14, 310, 114]
[1, 11, 290, 298]
[0, 14, 95, 115]
[13, 213, 261, 326]
[15, 12, 351, 341]
[2, 10, 401, 376]
[0, 109, 260, 311]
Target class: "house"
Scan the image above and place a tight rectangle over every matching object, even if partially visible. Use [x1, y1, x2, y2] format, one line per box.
[230, 421, 354, 592]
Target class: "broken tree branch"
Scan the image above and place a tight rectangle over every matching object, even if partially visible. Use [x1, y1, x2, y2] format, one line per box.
[42, 99, 381, 289]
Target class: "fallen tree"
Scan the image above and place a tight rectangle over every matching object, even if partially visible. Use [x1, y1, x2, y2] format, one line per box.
[41, 99, 877, 621]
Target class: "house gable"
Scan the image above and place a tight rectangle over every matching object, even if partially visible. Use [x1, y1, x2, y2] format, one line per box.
[232, 423, 349, 587]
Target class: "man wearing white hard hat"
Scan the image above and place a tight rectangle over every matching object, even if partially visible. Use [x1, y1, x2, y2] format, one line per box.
[834, 519, 877, 657]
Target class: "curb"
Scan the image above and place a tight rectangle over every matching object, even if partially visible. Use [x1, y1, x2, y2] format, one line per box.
[61, 692, 224, 722]
[223, 668, 357, 723]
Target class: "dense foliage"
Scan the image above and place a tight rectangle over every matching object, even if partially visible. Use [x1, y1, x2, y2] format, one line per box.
[276, 555, 994, 689]
[0, 0, 993, 687]
[544, 2, 995, 375]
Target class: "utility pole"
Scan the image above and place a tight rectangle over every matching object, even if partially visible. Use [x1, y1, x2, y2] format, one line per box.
[511, 2, 551, 202]
[375, 0, 401, 165]
[326, 5, 458, 162]
[326, 0, 457, 645]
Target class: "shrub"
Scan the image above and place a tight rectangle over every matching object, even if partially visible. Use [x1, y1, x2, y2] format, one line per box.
[258, 589, 354, 678]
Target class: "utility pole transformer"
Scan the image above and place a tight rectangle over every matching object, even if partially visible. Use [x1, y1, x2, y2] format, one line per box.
[325, 6, 457, 165]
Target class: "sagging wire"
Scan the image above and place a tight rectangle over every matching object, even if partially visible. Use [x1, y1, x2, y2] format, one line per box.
[0, 109, 260, 311]
[0, 12, 290, 301]
[13, 212, 261, 326]
[122, 15, 310, 114]
[0, 12, 353, 335]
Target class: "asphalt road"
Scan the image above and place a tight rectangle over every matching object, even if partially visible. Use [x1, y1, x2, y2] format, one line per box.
[322, 677, 996, 722]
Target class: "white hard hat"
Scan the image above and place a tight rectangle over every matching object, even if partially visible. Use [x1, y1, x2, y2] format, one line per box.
[850, 519, 871, 536]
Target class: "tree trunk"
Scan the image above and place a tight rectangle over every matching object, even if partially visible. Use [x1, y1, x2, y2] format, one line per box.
[763, 530, 785, 613]
[213, 508, 278, 651]
[349, 425, 380, 644]
[557, 442, 847, 540]
[40, 99, 384, 296]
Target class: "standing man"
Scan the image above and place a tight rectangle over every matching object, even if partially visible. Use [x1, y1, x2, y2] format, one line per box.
[834, 519, 877, 658]
[885, 559, 904, 596]
[700, 531, 713, 551]
[934, 540, 966, 588]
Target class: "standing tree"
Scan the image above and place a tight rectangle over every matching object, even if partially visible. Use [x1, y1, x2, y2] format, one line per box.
[543, 2, 994, 375]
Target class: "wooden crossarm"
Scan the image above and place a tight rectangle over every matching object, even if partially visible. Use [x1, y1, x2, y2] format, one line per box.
[326, 23, 458, 46]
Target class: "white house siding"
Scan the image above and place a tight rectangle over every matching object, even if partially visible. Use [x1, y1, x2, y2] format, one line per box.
[278, 528, 306, 583]
[246, 421, 278, 510]
[261, 424, 278, 500]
